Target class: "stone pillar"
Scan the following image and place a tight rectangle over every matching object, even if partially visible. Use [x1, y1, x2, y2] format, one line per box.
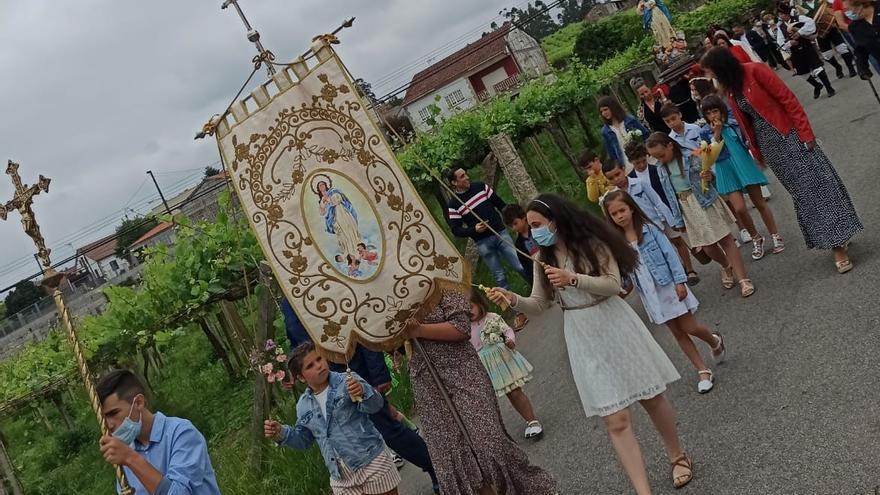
[487, 133, 539, 203]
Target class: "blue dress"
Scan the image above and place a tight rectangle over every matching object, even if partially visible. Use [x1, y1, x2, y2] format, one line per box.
[712, 125, 768, 195]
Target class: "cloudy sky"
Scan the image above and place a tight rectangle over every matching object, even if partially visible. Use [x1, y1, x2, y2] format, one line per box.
[0, 0, 530, 292]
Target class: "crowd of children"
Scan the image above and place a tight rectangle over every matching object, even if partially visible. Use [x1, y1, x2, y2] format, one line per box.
[252, 13, 866, 495]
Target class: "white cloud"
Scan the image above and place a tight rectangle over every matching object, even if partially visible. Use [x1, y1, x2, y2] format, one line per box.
[0, 0, 518, 290]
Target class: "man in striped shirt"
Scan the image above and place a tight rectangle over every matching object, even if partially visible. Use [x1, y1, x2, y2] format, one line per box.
[444, 168, 529, 290]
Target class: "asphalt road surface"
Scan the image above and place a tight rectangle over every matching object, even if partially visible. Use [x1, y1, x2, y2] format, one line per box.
[400, 70, 880, 495]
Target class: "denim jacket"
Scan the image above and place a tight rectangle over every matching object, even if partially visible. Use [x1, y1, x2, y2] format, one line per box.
[630, 223, 688, 291]
[602, 115, 650, 166]
[278, 371, 385, 480]
[661, 154, 720, 209]
[626, 177, 684, 229]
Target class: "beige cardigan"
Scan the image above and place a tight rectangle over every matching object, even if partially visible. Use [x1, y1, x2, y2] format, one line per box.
[511, 242, 623, 315]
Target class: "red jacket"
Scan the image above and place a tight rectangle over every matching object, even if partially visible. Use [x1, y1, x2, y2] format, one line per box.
[725, 63, 815, 164]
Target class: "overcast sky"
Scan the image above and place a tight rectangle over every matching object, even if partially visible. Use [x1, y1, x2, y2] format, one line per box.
[0, 0, 527, 292]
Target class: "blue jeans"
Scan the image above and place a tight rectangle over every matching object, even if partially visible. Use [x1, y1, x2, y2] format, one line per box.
[475, 231, 528, 290]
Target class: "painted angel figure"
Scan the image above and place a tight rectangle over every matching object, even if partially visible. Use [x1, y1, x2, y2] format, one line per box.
[638, 0, 677, 49]
[316, 180, 363, 259]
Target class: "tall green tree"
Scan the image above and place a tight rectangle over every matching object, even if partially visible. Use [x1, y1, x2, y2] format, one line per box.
[114, 216, 159, 259]
[4, 280, 45, 315]
[556, 0, 593, 25]
[499, 1, 560, 40]
[204, 165, 221, 177]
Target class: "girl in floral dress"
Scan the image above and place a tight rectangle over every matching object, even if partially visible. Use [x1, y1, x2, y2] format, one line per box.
[468, 291, 543, 440]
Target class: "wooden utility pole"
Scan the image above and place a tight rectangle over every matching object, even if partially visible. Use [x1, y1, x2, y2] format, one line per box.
[0, 430, 23, 495]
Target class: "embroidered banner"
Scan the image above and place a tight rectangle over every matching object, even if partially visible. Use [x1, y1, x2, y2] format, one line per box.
[215, 40, 468, 362]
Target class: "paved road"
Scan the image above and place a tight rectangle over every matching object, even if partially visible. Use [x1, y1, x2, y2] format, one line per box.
[400, 71, 880, 494]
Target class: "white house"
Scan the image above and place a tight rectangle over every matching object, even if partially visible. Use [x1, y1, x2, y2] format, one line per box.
[402, 23, 552, 131]
[77, 234, 131, 281]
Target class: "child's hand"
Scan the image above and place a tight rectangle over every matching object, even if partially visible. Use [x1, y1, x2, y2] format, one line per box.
[475, 222, 488, 233]
[505, 338, 515, 349]
[710, 119, 723, 138]
[347, 377, 364, 401]
[375, 381, 392, 396]
[675, 283, 688, 301]
[264, 420, 283, 442]
[700, 170, 714, 182]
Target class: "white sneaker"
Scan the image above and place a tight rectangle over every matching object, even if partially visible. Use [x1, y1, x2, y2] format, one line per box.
[391, 451, 405, 469]
[697, 370, 715, 394]
[740, 229, 752, 244]
[524, 420, 544, 439]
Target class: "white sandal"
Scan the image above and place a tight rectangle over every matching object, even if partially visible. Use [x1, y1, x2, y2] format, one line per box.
[697, 370, 715, 394]
[524, 420, 544, 439]
[711, 333, 726, 364]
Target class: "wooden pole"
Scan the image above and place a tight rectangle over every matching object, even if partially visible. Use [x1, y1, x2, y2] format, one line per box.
[250, 278, 276, 474]
[0, 429, 23, 495]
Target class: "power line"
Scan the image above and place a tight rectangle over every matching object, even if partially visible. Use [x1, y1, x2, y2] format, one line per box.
[0, 172, 204, 277]
[369, 0, 540, 94]
[0, 178, 233, 295]
[372, 0, 564, 105]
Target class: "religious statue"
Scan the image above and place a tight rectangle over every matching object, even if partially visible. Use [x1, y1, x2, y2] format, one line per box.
[1, 160, 53, 267]
[638, 0, 678, 49]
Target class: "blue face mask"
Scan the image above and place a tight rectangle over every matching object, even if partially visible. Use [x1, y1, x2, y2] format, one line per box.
[531, 224, 557, 246]
[112, 396, 143, 445]
[845, 9, 859, 20]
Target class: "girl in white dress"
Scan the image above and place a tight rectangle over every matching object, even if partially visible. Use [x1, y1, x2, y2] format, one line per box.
[487, 193, 694, 493]
[603, 189, 727, 394]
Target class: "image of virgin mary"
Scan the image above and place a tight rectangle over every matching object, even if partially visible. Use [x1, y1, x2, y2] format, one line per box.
[316, 180, 363, 260]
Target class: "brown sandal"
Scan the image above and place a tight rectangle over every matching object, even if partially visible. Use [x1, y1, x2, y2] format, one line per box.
[670, 453, 694, 489]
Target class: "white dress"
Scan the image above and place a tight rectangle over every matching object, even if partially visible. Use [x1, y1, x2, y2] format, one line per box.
[514, 244, 680, 418]
[630, 241, 699, 325]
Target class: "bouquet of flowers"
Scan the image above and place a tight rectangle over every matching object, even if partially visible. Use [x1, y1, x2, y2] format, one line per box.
[480, 316, 507, 346]
[624, 129, 644, 146]
[251, 339, 288, 383]
[697, 140, 724, 192]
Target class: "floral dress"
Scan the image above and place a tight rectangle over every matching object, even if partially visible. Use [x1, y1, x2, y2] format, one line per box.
[410, 290, 557, 495]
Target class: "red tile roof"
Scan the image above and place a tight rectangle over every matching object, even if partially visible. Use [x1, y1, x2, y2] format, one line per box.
[402, 24, 511, 107]
[78, 234, 119, 262]
[130, 222, 174, 248]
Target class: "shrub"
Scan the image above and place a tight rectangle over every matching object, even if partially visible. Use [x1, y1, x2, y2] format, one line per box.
[573, 11, 647, 67]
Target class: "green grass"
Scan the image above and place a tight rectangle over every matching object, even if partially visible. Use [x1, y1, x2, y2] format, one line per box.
[541, 22, 586, 67]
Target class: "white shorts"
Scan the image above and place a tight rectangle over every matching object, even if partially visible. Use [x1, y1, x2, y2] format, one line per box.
[330, 450, 400, 495]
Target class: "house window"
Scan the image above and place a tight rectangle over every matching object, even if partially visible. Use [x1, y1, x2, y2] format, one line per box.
[418, 107, 432, 122]
[445, 90, 466, 108]
[109, 260, 119, 271]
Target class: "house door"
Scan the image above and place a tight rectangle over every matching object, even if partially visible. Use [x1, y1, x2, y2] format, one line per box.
[481, 68, 510, 96]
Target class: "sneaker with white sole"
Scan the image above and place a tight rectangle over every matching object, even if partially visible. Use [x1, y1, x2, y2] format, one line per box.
[391, 451, 405, 469]
[524, 420, 544, 439]
[697, 370, 715, 393]
[771, 234, 785, 254]
[751, 235, 765, 260]
[740, 229, 752, 244]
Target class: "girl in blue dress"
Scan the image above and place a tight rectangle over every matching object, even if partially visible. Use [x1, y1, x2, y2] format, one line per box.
[699, 95, 784, 261]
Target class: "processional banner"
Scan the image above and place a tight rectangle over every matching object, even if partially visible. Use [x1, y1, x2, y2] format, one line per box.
[215, 39, 468, 362]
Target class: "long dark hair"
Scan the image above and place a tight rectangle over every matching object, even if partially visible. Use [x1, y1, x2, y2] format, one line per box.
[526, 193, 638, 294]
[470, 290, 489, 322]
[700, 47, 745, 95]
[597, 95, 627, 125]
[602, 189, 653, 243]
[645, 132, 686, 176]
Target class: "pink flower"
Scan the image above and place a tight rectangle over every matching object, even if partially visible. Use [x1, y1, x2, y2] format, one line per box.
[275, 354, 286, 363]
[265, 339, 276, 352]
[275, 370, 286, 381]
[261, 363, 274, 375]
[267, 373, 276, 383]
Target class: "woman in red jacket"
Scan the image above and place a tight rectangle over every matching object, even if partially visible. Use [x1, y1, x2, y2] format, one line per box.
[700, 47, 862, 273]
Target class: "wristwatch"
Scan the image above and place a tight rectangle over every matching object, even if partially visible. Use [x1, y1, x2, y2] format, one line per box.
[569, 275, 578, 287]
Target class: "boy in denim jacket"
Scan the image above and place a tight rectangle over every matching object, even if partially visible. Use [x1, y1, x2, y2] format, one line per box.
[265, 342, 400, 495]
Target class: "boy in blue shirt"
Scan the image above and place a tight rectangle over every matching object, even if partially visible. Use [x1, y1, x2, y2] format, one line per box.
[97, 370, 221, 495]
[661, 103, 702, 154]
[265, 342, 400, 495]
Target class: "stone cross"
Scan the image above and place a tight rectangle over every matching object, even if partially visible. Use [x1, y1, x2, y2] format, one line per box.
[0, 160, 52, 267]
